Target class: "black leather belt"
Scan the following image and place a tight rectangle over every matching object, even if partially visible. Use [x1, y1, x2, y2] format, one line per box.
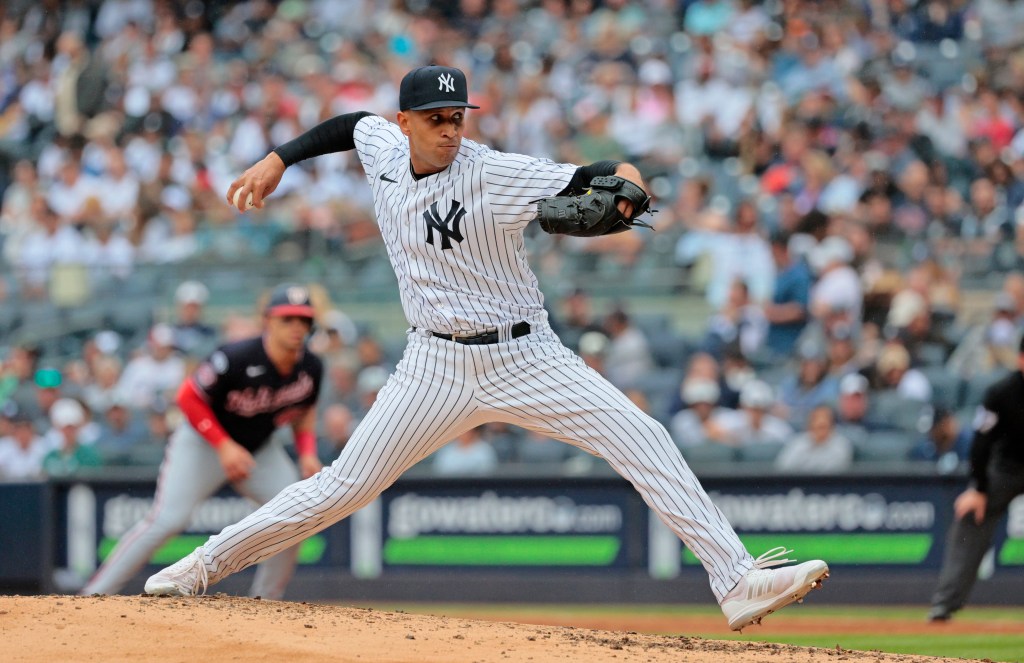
[421, 321, 531, 345]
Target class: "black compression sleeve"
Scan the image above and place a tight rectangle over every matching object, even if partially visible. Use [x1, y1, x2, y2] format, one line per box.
[272, 111, 375, 166]
[557, 160, 621, 196]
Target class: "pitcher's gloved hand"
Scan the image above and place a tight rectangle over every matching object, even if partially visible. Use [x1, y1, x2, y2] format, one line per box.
[534, 175, 654, 237]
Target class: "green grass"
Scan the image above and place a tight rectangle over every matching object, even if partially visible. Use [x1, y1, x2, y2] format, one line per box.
[344, 603, 1024, 662]
[738, 633, 1022, 661]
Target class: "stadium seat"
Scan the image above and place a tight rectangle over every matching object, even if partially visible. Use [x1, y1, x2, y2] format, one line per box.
[104, 300, 155, 339]
[916, 343, 949, 367]
[918, 367, 962, 411]
[956, 406, 977, 433]
[836, 423, 869, 448]
[854, 431, 915, 462]
[125, 443, 167, 468]
[680, 443, 738, 464]
[648, 332, 691, 369]
[628, 367, 684, 425]
[961, 370, 1010, 409]
[869, 392, 930, 433]
[737, 441, 785, 463]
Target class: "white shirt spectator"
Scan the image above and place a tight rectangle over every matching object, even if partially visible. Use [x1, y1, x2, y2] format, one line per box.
[775, 406, 852, 474]
[41, 398, 101, 451]
[0, 162, 39, 248]
[124, 134, 163, 183]
[116, 325, 186, 409]
[82, 228, 135, 280]
[774, 430, 853, 474]
[230, 114, 271, 167]
[670, 379, 733, 448]
[675, 77, 753, 138]
[502, 82, 564, 160]
[46, 167, 100, 222]
[603, 321, 655, 388]
[974, 0, 1024, 48]
[677, 230, 775, 309]
[712, 379, 791, 445]
[809, 237, 862, 321]
[95, 159, 140, 220]
[717, 409, 793, 446]
[876, 343, 934, 402]
[810, 265, 862, 318]
[117, 354, 185, 409]
[127, 53, 176, 94]
[887, 369, 933, 403]
[0, 433, 50, 480]
[918, 94, 969, 159]
[18, 78, 54, 123]
[727, 3, 770, 44]
[94, 0, 153, 39]
[432, 434, 499, 477]
[162, 79, 201, 124]
[16, 222, 83, 288]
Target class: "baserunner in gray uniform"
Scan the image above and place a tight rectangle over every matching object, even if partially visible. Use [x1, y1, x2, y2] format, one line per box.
[81, 284, 323, 599]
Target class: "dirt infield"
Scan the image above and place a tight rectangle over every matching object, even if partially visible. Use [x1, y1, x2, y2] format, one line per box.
[0, 595, 987, 663]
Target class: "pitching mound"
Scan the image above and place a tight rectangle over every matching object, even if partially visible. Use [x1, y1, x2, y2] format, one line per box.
[1, 595, 973, 663]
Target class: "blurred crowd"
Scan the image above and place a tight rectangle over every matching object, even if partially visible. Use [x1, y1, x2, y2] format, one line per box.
[3, 0, 1024, 480]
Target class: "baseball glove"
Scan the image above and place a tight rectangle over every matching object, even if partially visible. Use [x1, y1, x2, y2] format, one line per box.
[535, 175, 653, 237]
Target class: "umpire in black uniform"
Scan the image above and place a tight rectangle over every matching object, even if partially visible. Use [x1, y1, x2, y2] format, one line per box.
[928, 335, 1024, 621]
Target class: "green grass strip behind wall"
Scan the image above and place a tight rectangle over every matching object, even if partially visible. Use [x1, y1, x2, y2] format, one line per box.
[683, 533, 933, 565]
[99, 534, 327, 565]
[384, 535, 621, 565]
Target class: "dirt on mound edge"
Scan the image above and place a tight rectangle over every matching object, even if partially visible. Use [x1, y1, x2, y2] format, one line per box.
[0, 595, 979, 663]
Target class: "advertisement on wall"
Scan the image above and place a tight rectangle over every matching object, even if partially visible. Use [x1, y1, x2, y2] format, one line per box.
[377, 486, 639, 570]
[50, 481, 348, 590]
[699, 486, 943, 566]
[651, 479, 1023, 577]
[23, 475, 1022, 591]
[1002, 495, 1024, 566]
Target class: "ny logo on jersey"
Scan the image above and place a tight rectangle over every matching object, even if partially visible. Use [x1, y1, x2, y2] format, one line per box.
[423, 200, 466, 250]
[438, 72, 455, 92]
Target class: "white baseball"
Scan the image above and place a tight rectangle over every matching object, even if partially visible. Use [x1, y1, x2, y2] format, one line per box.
[233, 189, 255, 209]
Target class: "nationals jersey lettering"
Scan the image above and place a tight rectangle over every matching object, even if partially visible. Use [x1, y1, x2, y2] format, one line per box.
[353, 115, 578, 334]
[192, 337, 323, 452]
[224, 372, 315, 417]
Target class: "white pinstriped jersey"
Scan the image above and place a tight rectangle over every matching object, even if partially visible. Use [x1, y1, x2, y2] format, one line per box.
[353, 115, 576, 335]
[158, 110, 764, 611]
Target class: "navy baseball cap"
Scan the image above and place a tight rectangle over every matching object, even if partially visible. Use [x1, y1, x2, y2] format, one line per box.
[399, 66, 480, 111]
[265, 284, 315, 319]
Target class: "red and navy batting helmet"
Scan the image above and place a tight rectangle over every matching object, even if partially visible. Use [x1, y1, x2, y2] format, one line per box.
[265, 283, 315, 319]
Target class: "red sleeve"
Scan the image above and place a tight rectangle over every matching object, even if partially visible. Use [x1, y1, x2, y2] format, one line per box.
[294, 430, 316, 456]
[177, 380, 232, 448]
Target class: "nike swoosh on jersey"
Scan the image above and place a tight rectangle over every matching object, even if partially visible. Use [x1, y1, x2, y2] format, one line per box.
[246, 365, 267, 377]
[379, 173, 397, 183]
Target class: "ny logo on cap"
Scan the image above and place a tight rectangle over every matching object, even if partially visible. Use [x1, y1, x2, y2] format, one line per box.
[287, 286, 309, 304]
[438, 72, 455, 93]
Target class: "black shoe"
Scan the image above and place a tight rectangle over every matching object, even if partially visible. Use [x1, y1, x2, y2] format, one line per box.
[927, 607, 952, 623]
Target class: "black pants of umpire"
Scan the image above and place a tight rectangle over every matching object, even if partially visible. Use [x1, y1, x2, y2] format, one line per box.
[930, 462, 1024, 618]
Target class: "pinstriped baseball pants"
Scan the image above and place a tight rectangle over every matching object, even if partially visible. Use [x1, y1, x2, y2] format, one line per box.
[202, 325, 755, 601]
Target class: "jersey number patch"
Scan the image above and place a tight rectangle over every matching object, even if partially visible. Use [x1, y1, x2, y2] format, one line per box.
[423, 200, 466, 250]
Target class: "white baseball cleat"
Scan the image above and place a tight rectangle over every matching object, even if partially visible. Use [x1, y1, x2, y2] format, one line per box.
[720, 547, 829, 631]
[144, 547, 209, 597]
